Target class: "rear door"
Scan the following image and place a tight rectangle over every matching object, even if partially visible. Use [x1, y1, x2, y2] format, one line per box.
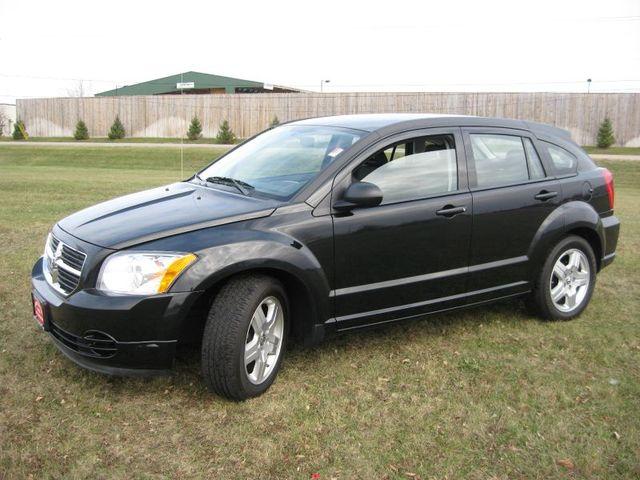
[331, 128, 472, 329]
[462, 127, 560, 300]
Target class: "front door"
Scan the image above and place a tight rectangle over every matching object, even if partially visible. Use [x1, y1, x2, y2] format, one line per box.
[331, 128, 472, 330]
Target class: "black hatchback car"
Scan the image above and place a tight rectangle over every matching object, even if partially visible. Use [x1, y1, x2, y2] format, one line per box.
[31, 114, 620, 400]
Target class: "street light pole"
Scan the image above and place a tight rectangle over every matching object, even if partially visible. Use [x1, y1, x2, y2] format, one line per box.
[587, 78, 592, 94]
[320, 79, 330, 92]
[180, 72, 184, 179]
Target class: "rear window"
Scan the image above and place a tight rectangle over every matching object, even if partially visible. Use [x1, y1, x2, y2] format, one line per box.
[542, 142, 578, 175]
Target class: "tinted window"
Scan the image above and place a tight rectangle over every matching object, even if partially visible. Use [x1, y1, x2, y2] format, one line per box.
[470, 134, 529, 188]
[354, 134, 457, 204]
[543, 142, 577, 175]
[523, 138, 546, 180]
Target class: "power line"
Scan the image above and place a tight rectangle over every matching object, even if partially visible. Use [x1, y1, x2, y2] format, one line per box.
[2, 86, 639, 101]
[4, 85, 640, 101]
[0, 73, 133, 84]
[2, 73, 640, 90]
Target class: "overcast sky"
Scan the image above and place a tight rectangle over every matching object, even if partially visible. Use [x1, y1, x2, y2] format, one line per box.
[1, 0, 639, 103]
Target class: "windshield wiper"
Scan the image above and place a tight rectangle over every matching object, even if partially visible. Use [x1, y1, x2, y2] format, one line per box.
[204, 176, 254, 196]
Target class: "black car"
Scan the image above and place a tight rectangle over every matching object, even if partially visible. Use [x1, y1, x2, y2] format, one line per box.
[31, 114, 620, 400]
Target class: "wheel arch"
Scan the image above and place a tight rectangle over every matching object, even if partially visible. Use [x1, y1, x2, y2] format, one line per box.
[528, 201, 605, 277]
[565, 226, 602, 271]
[177, 258, 330, 349]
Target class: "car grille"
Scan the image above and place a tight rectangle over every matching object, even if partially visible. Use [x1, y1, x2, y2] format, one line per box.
[44, 234, 86, 295]
[50, 323, 118, 358]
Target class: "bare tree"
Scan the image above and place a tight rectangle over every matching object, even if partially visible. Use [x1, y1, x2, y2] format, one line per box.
[66, 80, 86, 97]
[0, 111, 7, 137]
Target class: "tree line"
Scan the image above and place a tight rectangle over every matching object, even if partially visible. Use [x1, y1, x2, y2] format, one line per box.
[4, 115, 617, 148]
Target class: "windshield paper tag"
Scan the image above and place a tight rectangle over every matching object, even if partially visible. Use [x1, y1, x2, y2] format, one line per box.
[328, 147, 344, 158]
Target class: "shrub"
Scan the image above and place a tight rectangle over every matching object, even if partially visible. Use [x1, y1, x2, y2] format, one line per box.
[74, 120, 89, 140]
[270, 115, 280, 127]
[596, 117, 615, 148]
[215, 119, 236, 144]
[12, 120, 27, 140]
[108, 116, 126, 140]
[187, 116, 203, 140]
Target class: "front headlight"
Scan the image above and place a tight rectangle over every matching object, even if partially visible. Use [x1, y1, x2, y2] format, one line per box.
[97, 252, 197, 295]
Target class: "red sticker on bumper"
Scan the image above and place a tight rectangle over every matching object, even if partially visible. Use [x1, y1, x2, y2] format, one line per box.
[33, 297, 45, 327]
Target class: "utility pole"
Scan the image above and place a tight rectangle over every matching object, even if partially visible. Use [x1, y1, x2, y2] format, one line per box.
[175, 73, 195, 179]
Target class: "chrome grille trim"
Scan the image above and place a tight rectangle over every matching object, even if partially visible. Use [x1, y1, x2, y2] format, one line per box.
[43, 234, 86, 295]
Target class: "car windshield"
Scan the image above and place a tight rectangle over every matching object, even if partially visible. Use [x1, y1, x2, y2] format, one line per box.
[196, 125, 362, 200]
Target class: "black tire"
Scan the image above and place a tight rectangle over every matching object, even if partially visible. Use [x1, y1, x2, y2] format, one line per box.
[201, 274, 288, 400]
[527, 235, 597, 321]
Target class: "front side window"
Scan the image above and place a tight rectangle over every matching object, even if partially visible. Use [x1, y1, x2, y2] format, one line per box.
[543, 142, 577, 175]
[198, 125, 362, 200]
[353, 134, 457, 205]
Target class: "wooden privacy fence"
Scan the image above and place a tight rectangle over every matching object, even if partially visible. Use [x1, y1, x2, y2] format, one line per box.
[17, 92, 640, 146]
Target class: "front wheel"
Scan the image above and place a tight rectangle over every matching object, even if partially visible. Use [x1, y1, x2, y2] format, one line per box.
[201, 274, 288, 400]
[528, 235, 597, 321]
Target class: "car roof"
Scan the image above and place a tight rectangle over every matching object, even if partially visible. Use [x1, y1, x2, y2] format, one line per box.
[289, 113, 572, 141]
[289, 113, 467, 131]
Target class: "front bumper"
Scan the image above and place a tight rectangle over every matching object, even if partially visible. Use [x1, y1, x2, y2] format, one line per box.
[31, 256, 202, 375]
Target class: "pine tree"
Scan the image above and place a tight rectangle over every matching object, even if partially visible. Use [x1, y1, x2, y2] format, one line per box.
[270, 115, 280, 127]
[12, 120, 27, 140]
[74, 120, 89, 140]
[596, 117, 615, 148]
[108, 116, 126, 140]
[187, 116, 203, 140]
[215, 119, 236, 144]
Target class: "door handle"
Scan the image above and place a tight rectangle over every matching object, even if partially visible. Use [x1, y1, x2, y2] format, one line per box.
[534, 190, 558, 201]
[436, 205, 467, 217]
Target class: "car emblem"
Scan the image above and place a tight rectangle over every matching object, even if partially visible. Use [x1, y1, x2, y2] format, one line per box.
[50, 243, 63, 284]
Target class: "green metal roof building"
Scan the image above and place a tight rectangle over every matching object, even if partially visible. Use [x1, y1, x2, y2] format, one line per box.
[95, 71, 302, 96]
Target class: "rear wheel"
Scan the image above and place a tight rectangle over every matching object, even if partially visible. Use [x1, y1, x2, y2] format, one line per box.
[201, 274, 288, 400]
[528, 235, 596, 321]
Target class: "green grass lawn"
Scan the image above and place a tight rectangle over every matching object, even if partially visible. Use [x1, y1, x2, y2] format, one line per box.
[583, 146, 640, 156]
[0, 146, 639, 479]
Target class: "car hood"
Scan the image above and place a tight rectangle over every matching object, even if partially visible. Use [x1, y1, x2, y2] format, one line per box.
[58, 182, 279, 249]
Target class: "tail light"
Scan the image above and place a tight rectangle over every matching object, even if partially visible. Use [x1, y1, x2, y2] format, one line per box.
[603, 168, 614, 210]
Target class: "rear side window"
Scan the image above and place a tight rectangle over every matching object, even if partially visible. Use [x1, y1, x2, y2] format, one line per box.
[542, 142, 578, 175]
[469, 134, 530, 188]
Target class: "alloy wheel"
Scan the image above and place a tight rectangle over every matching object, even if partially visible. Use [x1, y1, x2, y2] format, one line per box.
[244, 296, 284, 385]
[549, 248, 590, 313]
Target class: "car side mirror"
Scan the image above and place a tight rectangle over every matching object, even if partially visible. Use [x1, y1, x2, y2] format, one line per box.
[334, 181, 383, 210]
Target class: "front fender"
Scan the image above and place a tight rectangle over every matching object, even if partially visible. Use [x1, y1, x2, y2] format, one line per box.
[184, 239, 329, 298]
[141, 223, 332, 343]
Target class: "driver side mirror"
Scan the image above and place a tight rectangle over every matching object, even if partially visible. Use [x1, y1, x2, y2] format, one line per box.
[334, 181, 383, 211]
